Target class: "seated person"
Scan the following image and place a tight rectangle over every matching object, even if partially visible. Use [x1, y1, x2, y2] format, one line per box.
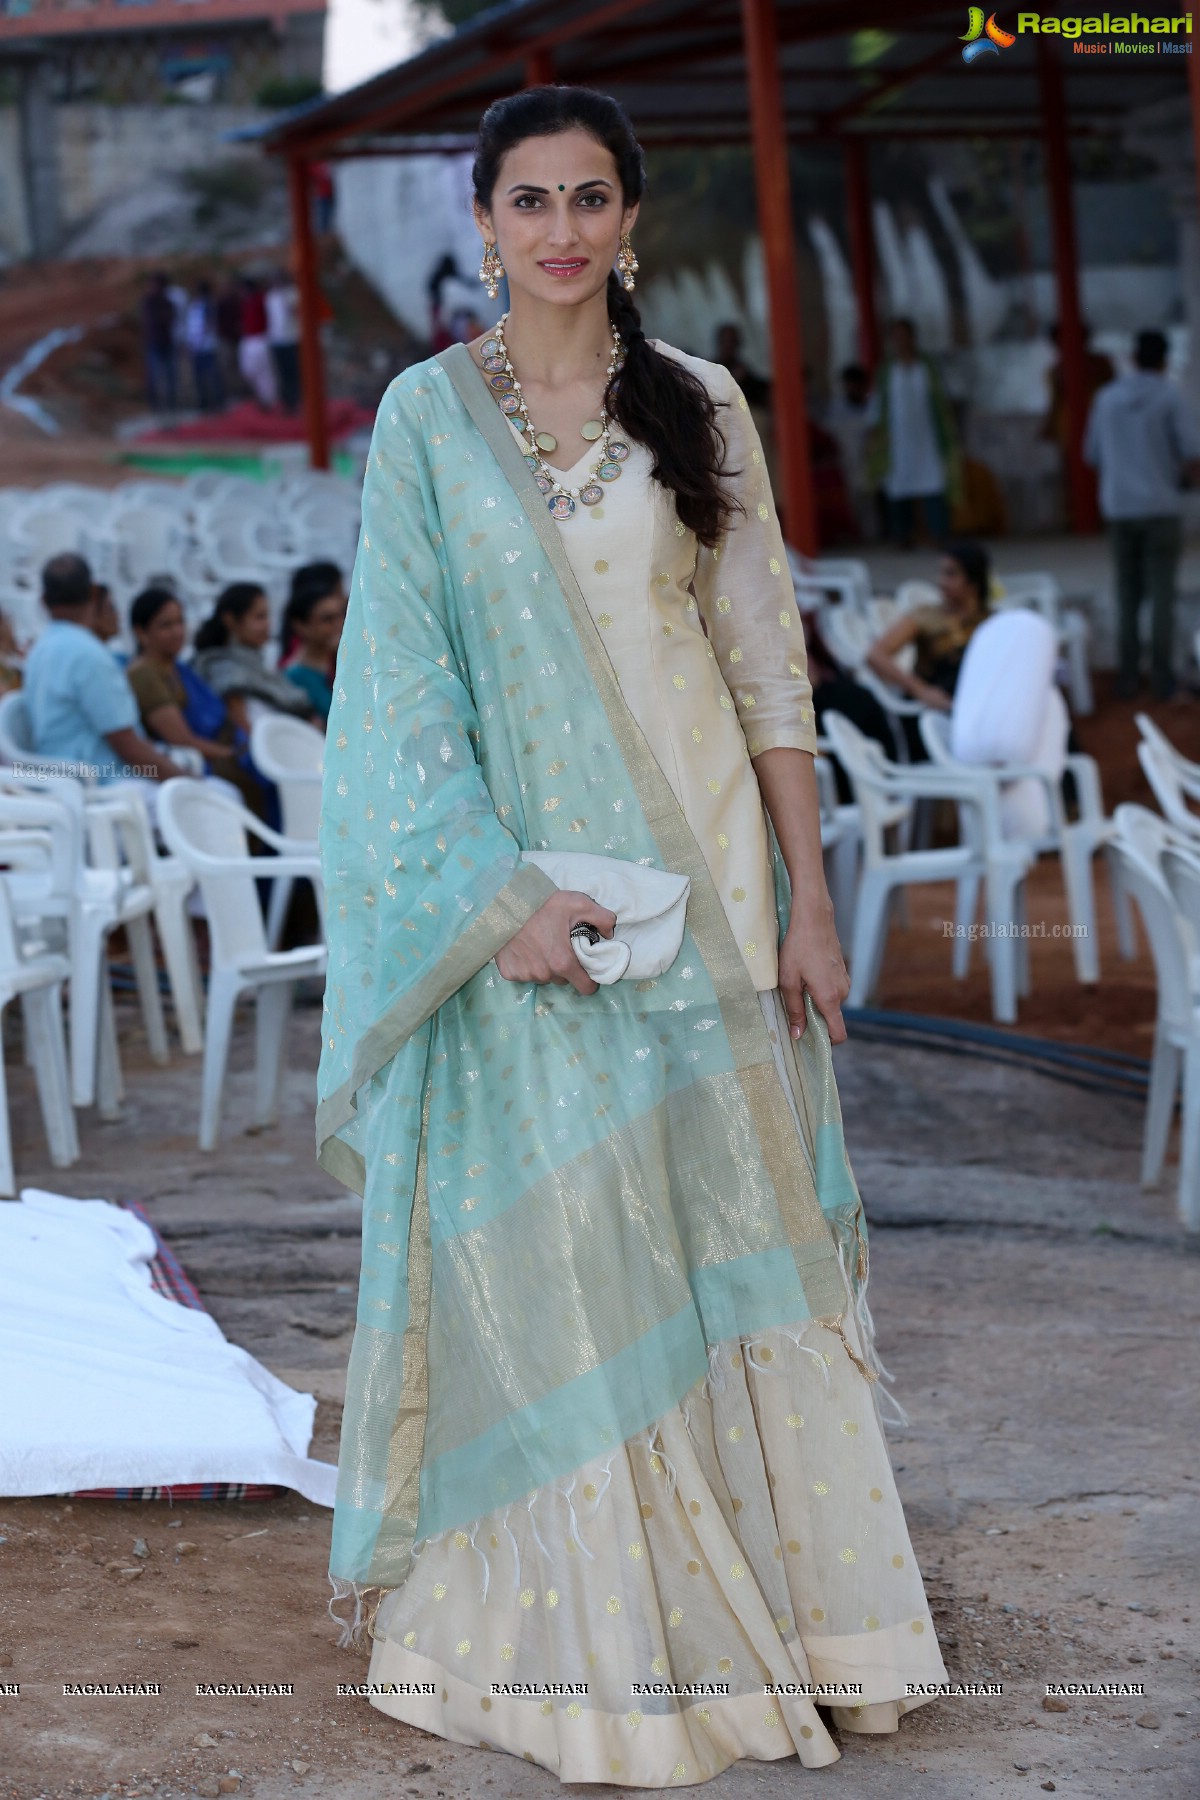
[125, 586, 268, 816]
[191, 582, 318, 736]
[0, 609, 24, 693]
[865, 540, 992, 715]
[89, 582, 127, 664]
[278, 561, 346, 723]
[23, 554, 187, 787]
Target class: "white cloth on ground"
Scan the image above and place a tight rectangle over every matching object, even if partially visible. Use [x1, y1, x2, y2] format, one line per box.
[0, 1189, 336, 1504]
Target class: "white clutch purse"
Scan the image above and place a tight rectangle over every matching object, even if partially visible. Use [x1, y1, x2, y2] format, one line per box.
[521, 850, 690, 984]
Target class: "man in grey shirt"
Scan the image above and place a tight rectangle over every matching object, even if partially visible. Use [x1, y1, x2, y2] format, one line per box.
[1085, 329, 1200, 699]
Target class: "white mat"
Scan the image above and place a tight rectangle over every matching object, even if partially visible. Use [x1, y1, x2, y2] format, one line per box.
[0, 1190, 337, 1506]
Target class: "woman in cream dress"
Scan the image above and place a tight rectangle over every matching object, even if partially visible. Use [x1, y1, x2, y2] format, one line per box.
[320, 84, 948, 1786]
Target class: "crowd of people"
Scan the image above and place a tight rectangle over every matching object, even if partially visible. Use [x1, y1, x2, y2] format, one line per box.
[140, 269, 304, 416]
[7, 554, 345, 825]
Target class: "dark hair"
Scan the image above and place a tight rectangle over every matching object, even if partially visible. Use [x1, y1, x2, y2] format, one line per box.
[42, 552, 93, 610]
[943, 540, 991, 610]
[472, 86, 737, 547]
[1135, 328, 1168, 371]
[281, 561, 342, 658]
[194, 581, 265, 651]
[129, 584, 181, 635]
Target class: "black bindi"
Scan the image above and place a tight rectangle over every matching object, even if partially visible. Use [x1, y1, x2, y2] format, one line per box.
[558, 184, 565, 191]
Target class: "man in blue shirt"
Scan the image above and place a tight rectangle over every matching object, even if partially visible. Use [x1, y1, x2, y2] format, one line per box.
[1085, 329, 1200, 700]
[23, 554, 186, 785]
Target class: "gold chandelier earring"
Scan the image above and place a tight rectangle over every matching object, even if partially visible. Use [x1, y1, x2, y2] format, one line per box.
[616, 234, 639, 293]
[478, 242, 504, 301]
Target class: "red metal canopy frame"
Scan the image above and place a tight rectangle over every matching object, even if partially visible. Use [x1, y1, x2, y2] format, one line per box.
[255, 0, 1196, 550]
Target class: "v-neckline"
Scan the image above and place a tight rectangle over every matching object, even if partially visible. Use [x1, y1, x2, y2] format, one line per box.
[504, 415, 596, 481]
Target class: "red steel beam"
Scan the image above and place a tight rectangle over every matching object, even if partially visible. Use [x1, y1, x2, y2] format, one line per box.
[1037, 39, 1097, 534]
[740, 0, 817, 553]
[279, 0, 654, 156]
[819, 38, 961, 131]
[524, 46, 555, 84]
[289, 156, 330, 472]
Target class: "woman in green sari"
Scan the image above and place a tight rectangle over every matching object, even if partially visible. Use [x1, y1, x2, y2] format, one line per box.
[319, 86, 947, 1784]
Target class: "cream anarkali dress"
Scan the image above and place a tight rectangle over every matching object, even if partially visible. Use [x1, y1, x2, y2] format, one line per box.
[362, 354, 948, 1782]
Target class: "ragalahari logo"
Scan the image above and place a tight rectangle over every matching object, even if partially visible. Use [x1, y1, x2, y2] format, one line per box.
[961, 7, 1017, 58]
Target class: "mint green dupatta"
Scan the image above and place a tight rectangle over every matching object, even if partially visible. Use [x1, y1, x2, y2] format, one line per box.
[319, 347, 869, 1598]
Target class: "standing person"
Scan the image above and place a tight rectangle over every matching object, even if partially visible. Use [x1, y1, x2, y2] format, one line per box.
[140, 272, 178, 413]
[184, 280, 223, 411]
[827, 361, 877, 541]
[215, 276, 244, 396]
[238, 275, 277, 409]
[869, 317, 959, 549]
[311, 161, 335, 236]
[279, 561, 345, 722]
[265, 269, 302, 413]
[319, 85, 947, 1782]
[1085, 328, 1200, 701]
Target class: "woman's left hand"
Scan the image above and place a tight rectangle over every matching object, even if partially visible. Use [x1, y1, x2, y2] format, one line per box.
[778, 898, 849, 1046]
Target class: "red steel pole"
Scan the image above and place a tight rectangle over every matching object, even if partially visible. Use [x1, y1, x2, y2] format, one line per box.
[288, 156, 330, 472]
[844, 135, 879, 372]
[525, 47, 554, 85]
[1037, 39, 1096, 533]
[740, 0, 818, 553]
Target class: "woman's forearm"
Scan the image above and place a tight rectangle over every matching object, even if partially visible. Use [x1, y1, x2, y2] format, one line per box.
[867, 646, 919, 697]
[752, 746, 833, 922]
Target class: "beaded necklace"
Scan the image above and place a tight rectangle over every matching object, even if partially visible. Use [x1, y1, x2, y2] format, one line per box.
[481, 313, 630, 520]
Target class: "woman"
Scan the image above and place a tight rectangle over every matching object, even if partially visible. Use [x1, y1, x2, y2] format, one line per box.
[126, 586, 269, 814]
[279, 562, 346, 723]
[191, 582, 317, 736]
[320, 88, 947, 1785]
[866, 541, 991, 715]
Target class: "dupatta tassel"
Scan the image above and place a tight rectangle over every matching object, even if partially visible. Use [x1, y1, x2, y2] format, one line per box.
[327, 1575, 390, 1649]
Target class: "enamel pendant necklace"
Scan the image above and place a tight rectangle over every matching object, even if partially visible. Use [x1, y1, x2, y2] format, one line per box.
[482, 313, 630, 520]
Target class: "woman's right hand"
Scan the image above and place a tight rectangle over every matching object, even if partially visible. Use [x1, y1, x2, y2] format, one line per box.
[496, 891, 617, 995]
[911, 681, 952, 712]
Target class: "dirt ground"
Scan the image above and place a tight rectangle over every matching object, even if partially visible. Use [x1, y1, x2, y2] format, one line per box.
[2, 889, 1198, 1800]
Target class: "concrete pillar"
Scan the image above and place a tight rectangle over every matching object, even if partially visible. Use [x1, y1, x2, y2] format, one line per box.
[18, 56, 62, 260]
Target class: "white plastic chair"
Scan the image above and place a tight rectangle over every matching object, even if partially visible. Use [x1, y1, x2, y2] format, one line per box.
[1111, 805, 1200, 1230]
[824, 710, 1033, 1023]
[250, 714, 325, 949]
[920, 709, 1131, 985]
[1136, 725, 1200, 840]
[814, 741, 860, 949]
[157, 780, 326, 1151]
[0, 782, 167, 1108]
[0, 838, 79, 1194]
[1160, 839, 1200, 1232]
[0, 693, 206, 1053]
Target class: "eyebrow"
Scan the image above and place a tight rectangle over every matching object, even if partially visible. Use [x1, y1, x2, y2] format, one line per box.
[504, 178, 615, 195]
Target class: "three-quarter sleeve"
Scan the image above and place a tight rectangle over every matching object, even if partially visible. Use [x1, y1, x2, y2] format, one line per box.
[691, 374, 819, 759]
